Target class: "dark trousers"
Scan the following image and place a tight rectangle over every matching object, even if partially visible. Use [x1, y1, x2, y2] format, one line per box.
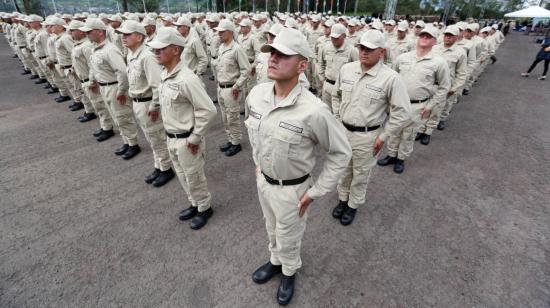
[527, 58, 550, 75]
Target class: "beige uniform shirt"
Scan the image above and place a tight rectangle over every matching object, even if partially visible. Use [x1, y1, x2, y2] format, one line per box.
[319, 42, 359, 82]
[333, 61, 412, 142]
[89, 39, 129, 96]
[54, 32, 74, 66]
[387, 36, 415, 63]
[159, 61, 217, 145]
[127, 44, 162, 111]
[33, 28, 49, 59]
[71, 38, 93, 81]
[215, 40, 250, 89]
[393, 50, 451, 110]
[306, 26, 324, 58]
[107, 27, 124, 52]
[238, 32, 261, 68]
[245, 82, 352, 199]
[456, 38, 477, 73]
[347, 31, 361, 47]
[485, 35, 496, 56]
[206, 28, 220, 58]
[433, 43, 468, 93]
[315, 35, 330, 65]
[180, 33, 208, 76]
[14, 24, 27, 47]
[471, 35, 488, 62]
[47, 34, 58, 63]
[25, 29, 37, 52]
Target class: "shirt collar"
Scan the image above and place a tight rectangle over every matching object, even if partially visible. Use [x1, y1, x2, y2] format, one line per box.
[362, 60, 382, 77]
[262, 81, 304, 109]
[161, 60, 186, 81]
[128, 44, 145, 61]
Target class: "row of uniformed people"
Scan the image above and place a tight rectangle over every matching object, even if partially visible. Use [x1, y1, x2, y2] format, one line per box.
[1, 10, 504, 306]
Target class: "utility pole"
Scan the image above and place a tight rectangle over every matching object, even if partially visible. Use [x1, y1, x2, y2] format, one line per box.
[384, 0, 398, 20]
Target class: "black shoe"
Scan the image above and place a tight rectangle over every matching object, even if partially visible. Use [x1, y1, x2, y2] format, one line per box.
[43, 83, 52, 89]
[29, 74, 39, 80]
[224, 144, 242, 157]
[212, 99, 218, 104]
[340, 206, 357, 226]
[208, 75, 215, 81]
[145, 168, 161, 184]
[462, 89, 469, 96]
[152, 169, 175, 187]
[69, 102, 84, 111]
[437, 121, 446, 130]
[420, 134, 431, 145]
[277, 274, 295, 306]
[190, 208, 213, 230]
[114, 144, 129, 156]
[34, 78, 47, 84]
[93, 128, 104, 137]
[178, 206, 198, 221]
[393, 159, 405, 174]
[121, 145, 141, 160]
[219, 142, 232, 152]
[309, 87, 317, 95]
[377, 155, 397, 166]
[21, 69, 31, 75]
[47, 87, 59, 94]
[415, 132, 423, 141]
[79, 113, 97, 122]
[490, 55, 497, 64]
[55, 95, 71, 103]
[12, 54, 18, 58]
[332, 200, 348, 219]
[252, 261, 282, 284]
[96, 129, 114, 142]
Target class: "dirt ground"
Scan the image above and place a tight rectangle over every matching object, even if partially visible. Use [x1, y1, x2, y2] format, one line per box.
[0, 32, 548, 307]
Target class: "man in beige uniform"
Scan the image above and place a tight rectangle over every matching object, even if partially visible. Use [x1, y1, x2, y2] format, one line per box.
[26, 15, 49, 85]
[463, 23, 487, 95]
[318, 23, 358, 113]
[455, 22, 476, 97]
[149, 28, 217, 230]
[214, 19, 250, 157]
[247, 28, 352, 306]
[304, 14, 323, 93]
[377, 27, 450, 174]
[117, 20, 175, 187]
[332, 30, 412, 225]
[82, 19, 141, 158]
[313, 19, 334, 95]
[428, 25, 468, 133]
[387, 21, 415, 63]
[47, 17, 73, 103]
[205, 14, 221, 83]
[173, 17, 208, 77]
[238, 19, 261, 100]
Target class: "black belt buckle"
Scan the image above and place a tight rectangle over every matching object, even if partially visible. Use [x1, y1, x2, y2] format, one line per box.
[262, 172, 309, 186]
[410, 98, 429, 104]
[166, 127, 194, 139]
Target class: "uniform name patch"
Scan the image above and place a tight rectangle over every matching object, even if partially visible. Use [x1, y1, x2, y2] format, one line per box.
[342, 79, 354, 85]
[279, 122, 303, 134]
[167, 83, 179, 91]
[249, 110, 262, 120]
[366, 85, 382, 92]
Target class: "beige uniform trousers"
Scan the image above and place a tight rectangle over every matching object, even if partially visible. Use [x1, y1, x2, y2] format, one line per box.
[20, 48, 35, 73]
[38, 57, 55, 85]
[133, 101, 171, 171]
[99, 84, 139, 146]
[217, 87, 242, 145]
[321, 81, 335, 112]
[82, 81, 113, 130]
[51, 64, 70, 97]
[387, 102, 423, 160]
[337, 129, 380, 209]
[30, 53, 46, 79]
[438, 92, 459, 123]
[167, 137, 211, 212]
[465, 62, 481, 91]
[62, 67, 85, 103]
[257, 175, 312, 276]
[419, 99, 445, 136]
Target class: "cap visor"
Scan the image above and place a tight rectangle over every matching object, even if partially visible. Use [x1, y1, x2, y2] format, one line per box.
[214, 26, 227, 32]
[115, 27, 133, 34]
[79, 26, 93, 32]
[147, 40, 170, 49]
[260, 43, 299, 56]
[357, 42, 380, 49]
[330, 33, 344, 38]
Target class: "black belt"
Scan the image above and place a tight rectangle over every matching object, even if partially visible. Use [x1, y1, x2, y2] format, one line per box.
[410, 98, 429, 104]
[132, 96, 153, 102]
[98, 81, 118, 86]
[262, 172, 310, 186]
[249, 59, 254, 63]
[218, 83, 235, 88]
[80, 78, 89, 83]
[211, 56, 217, 59]
[325, 79, 335, 85]
[342, 122, 380, 132]
[19, 46, 26, 49]
[62, 65, 72, 69]
[166, 127, 194, 139]
[38, 56, 47, 59]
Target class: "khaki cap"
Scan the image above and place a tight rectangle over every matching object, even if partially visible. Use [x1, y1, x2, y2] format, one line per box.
[66, 20, 85, 30]
[108, 14, 123, 22]
[357, 29, 386, 49]
[480, 26, 491, 33]
[267, 23, 284, 36]
[239, 19, 252, 27]
[384, 20, 396, 26]
[444, 25, 459, 36]
[285, 17, 298, 29]
[26, 14, 43, 22]
[173, 16, 192, 27]
[466, 23, 477, 31]
[141, 17, 156, 26]
[415, 20, 425, 28]
[46, 17, 66, 26]
[323, 19, 335, 28]
[311, 14, 322, 22]
[206, 14, 220, 22]
[148, 27, 186, 49]
[260, 28, 312, 59]
[397, 21, 408, 31]
[116, 20, 146, 35]
[420, 26, 438, 38]
[330, 23, 347, 38]
[214, 19, 235, 32]
[79, 18, 107, 32]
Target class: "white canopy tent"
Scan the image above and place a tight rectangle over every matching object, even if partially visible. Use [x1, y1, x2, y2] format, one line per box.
[504, 6, 550, 18]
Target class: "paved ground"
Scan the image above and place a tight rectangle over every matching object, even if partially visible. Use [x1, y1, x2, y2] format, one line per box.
[0, 32, 549, 308]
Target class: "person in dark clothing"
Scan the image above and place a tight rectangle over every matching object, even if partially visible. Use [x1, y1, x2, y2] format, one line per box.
[522, 36, 550, 80]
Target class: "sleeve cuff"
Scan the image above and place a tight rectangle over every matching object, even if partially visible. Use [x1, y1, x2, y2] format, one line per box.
[187, 133, 202, 145]
[307, 186, 323, 200]
[378, 132, 388, 143]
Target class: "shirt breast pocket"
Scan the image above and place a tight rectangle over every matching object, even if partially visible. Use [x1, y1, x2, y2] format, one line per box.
[272, 129, 302, 158]
[362, 86, 383, 104]
[340, 82, 353, 102]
